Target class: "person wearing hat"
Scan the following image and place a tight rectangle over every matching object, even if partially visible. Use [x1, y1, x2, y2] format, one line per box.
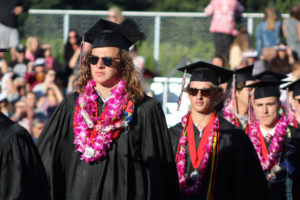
[9, 43, 30, 78]
[0, 111, 50, 199]
[222, 65, 255, 133]
[283, 78, 300, 128]
[36, 19, 179, 200]
[247, 71, 300, 199]
[169, 61, 267, 199]
[25, 57, 46, 91]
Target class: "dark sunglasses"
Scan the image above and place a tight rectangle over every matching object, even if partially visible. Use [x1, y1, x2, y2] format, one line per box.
[89, 55, 120, 67]
[186, 87, 213, 97]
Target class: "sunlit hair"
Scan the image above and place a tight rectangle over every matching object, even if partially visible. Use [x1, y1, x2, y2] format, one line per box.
[263, 6, 278, 30]
[26, 36, 39, 52]
[77, 49, 144, 103]
[230, 27, 249, 51]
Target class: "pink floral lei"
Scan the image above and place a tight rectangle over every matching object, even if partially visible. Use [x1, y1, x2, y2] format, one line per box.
[176, 111, 219, 195]
[248, 113, 289, 171]
[73, 79, 133, 163]
[222, 97, 235, 125]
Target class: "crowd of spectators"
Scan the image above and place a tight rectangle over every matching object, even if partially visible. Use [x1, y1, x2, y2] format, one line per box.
[0, 4, 300, 142]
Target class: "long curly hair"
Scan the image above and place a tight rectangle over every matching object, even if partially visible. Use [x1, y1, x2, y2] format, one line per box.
[77, 49, 144, 103]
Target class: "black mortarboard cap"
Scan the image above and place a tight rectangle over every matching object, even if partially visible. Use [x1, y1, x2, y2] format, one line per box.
[177, 60, 233, 85]
[282, 79, 300, 98]
[247, 81, 282, 99]
[234, 65, 254, 83]
[84, 19, 144, 50]
[253, 70, 287, 82]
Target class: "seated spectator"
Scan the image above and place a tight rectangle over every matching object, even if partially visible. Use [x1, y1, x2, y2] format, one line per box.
[108, 6, 139, 31]
[10, 99, 30, 131]
[24, 91, 37, 133]
[25, 36, 40, 62]
[31, 117, 45, 142]
[37, 84, 63, 119]
[65, 74, 78, 94]
[268, 43, 295, 74]
[33, 69, 62, 100]
[229, 27, 250, 69]
[256, 6, 281, 57]
[7, 77, 27, 104]
[25, 57, 46, 91]
[0, 93, 13, 117]
[9, 43, 30, 78]
[241, 48, 258, 66]
[211, 54, 228, 67]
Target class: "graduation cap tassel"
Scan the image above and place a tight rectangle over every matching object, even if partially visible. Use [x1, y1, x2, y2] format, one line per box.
[247, 93, 255, 125]
[79, 35, 85, 69]
[231, 74, 237, 115]
[285, 88, 295, 125]
[177, 69, 187, 111]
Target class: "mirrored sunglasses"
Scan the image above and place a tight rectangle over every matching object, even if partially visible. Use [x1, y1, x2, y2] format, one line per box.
[89, 56, 120, 67]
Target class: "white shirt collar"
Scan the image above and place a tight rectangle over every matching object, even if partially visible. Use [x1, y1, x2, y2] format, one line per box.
[259, 124, 276, 138]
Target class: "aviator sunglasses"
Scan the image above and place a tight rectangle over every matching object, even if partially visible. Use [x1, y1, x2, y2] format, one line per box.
[186, 87, 213, 97]
[89, 55, 120, 67]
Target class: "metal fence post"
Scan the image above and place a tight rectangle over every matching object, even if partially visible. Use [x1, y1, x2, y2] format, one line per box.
[154, 15, 161, 74]
[63, 13, 70, 44]
[247, 17, 253, 35]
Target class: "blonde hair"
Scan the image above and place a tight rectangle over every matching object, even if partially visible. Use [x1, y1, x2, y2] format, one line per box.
[26, 36, 39, 52]
[264, 6, 278, 30]
[108, 6, 125, 24]
[231, 27, 250, 51]
[77, 49, 144, 103]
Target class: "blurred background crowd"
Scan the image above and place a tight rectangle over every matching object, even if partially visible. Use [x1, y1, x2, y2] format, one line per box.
[0, 0, 300, 141]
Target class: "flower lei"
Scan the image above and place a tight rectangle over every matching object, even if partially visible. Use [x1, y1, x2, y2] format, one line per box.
[73, 79, 134, 163]
[248, 113, 289, 171]
[222, 97, 235, 125]
[176, 111, 219, 195]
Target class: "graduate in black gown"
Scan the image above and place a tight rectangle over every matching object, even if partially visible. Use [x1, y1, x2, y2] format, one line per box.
[282, 78, 300, 128]
[221, 65, 255, 133]
[0, 112, 50, 200]
[36, 19, 179, 200]
[168, 61, 268, 200]
[247, 71, 300, 200]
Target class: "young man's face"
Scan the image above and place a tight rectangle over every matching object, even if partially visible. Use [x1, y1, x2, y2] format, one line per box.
[187, 81, 216, 115]
[293, 95, 300, 118]
[236, 80, 255, 106]
[253, 96, 280, 128]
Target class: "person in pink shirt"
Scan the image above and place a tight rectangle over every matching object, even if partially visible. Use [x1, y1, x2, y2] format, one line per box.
[205, 0, 244, 59]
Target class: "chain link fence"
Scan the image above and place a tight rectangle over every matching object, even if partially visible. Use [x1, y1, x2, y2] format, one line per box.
[23, 10, 287, 77]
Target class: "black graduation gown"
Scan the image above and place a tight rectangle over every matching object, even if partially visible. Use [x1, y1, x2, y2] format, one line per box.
[168, 115, 268, 200]
[0, 112, 50, 200]
[36, 93, 180, 200]
[263, 125, 300, 200]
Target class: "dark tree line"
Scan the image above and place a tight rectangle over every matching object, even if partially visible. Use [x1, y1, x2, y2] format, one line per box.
[26, 0, 298, 13]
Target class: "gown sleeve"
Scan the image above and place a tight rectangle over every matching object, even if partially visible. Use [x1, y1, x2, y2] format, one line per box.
[216, 125, 268, 200]
[36, 93, 76, 199]
[0, 122, 50, 200]
[136, 98, 180, 200]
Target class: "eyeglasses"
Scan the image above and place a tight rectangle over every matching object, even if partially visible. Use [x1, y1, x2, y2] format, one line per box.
[186, 87, 213, 97]
[89, 56, 120, 67]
